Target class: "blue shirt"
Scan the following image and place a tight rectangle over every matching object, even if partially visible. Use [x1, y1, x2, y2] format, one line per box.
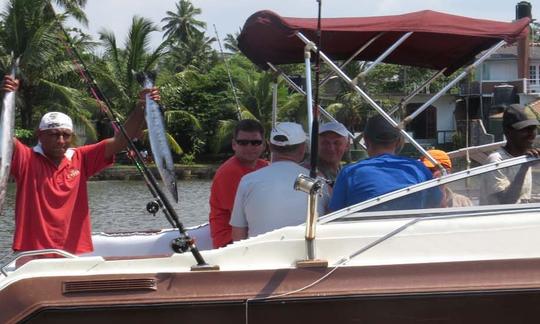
[329, 154, 440, 211]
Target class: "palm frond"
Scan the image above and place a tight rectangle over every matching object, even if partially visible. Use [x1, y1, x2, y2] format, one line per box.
[210, 119, 237, 153]
[141, 129, 184, 155]
[98, 29, 121, 70]
[165, 110, 201, 130]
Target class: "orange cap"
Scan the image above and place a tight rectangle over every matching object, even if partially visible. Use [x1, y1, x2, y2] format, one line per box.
[420, 149, 452, 169]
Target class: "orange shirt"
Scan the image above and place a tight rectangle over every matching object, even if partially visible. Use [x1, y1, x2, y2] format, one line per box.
[209, 156, 268, 248]
[10, 140, 113, 254]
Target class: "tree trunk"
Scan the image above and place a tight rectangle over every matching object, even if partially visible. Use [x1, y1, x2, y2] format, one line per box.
[20, 88, 34, 130]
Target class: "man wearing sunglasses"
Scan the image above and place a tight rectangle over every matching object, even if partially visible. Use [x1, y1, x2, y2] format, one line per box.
[230, 122, 328, 241]
[209, 119, 268, 248]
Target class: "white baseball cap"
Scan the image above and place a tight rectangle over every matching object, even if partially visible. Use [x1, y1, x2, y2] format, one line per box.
[319, 121, 348, 137]
[270, 122, 307, 146]
[39, 112, 73, 131]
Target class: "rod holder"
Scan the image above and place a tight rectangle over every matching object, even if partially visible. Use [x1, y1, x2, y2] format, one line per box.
[294, 174, 328, 267]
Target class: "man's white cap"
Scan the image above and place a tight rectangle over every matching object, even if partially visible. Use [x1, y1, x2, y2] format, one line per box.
[319, 121, 348, 137]
[39, 112, 73, 131]
[270, 122, 307, 146]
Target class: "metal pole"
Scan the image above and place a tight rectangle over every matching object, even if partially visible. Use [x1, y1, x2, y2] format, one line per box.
[402, 41, 507, 125]
[267, 63, 365, 149]
[352, 32, 413, 83]
[304, 43, 315, 152]
[387, 69, 446, 116]
[271, 81, 278, 128]
[319, 32, 385, 87]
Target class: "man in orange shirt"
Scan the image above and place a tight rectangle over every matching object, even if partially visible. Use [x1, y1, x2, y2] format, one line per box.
[208, 119, 268, 248]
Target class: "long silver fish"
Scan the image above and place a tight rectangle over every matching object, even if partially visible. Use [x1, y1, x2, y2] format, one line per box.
[138, 72, 178, 203]
[0, 59, 18, 213]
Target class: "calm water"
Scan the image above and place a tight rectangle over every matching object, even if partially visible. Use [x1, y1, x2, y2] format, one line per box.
[0, 180, 211, 256]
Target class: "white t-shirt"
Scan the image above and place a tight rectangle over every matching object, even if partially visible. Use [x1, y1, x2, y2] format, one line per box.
[230, 161, 328, 238]
[480, 148, 531, 205]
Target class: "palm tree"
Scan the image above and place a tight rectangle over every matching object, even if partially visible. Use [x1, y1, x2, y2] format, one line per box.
[97, 16, 185, 153]
[223, 28, 241, 53]
[166, 32, 217, 72]
[161, 0, 206, 45]
[0, 0, 96, 136]
[210, 69, 306, 153]
[97, 16, 167, 116]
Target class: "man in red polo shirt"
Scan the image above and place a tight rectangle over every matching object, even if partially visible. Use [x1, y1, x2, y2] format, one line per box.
[2, 75, 159, 254]
[208, 119, 268, 248]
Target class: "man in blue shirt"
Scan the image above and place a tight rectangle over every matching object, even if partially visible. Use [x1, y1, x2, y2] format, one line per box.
[329, 115, 439, 211]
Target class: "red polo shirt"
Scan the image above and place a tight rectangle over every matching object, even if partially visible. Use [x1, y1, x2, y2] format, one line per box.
[209, 156, 268, 248]
[10, 139, 113, 254]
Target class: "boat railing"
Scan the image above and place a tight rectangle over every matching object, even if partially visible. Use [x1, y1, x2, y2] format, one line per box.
[1, 249, 77, 277]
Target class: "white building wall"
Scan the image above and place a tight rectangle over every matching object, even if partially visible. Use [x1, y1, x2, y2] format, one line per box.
[409, 94, 457, 144]
[485, 60, 518, 80]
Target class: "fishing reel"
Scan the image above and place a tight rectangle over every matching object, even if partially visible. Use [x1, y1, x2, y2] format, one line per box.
[171, 235, 193, 254]
[146, 200, 160, 216]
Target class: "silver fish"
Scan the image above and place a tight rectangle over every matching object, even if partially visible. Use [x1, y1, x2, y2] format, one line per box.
[0, 59, 18, 213]
[141, 73, 178, 203]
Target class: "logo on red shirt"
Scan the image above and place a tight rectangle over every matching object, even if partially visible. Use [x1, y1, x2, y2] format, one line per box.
[66, 168, 80, 181]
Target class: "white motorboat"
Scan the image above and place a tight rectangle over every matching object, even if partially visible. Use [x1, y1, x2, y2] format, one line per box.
[1, 7, 539, 324]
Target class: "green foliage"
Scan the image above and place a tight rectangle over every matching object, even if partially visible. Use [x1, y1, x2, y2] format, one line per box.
[0, 0, 95, 130]
[223, 28, 241, 53]
[164, 32, 218, 73]
[15, 128, 33, 141]
[97, 15, 167, 117]
[179, 152, 196, 165]
[210, 119, 235, 153]
[160, 62, 237, 155]
[161, 0, 206, 45]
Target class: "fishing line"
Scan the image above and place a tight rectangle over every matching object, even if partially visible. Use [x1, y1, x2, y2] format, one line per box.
[62, 43, 117, 130]
[213, 24, 242, 120]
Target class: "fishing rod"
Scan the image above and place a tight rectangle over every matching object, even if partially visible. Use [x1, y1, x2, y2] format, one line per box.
[45, 3, 209, 267]
[309, 0, 322, 179]
[213, 24, 242, 120]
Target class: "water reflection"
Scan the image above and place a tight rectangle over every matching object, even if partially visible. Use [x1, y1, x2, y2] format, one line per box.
[0, 180, 211, 254]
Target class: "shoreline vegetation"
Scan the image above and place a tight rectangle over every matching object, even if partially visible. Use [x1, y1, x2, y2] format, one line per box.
[92, 164, 219, 181]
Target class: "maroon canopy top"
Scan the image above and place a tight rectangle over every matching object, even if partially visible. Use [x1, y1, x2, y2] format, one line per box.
[238, 10, 530, 75]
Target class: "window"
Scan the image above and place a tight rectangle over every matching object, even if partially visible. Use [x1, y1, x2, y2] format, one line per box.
[530, 64, 538, 85]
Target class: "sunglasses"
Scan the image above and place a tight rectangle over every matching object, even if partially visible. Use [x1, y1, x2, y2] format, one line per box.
[235, 139, 263, 146]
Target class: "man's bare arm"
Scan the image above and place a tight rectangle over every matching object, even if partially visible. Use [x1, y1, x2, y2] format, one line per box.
[231, 226, 248, 241]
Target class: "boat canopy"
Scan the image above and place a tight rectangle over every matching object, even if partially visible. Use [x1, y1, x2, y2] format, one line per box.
[238, 10, 530, 75]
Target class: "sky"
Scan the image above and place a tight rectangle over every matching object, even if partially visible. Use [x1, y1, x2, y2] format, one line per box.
[0, 0, 537, 50]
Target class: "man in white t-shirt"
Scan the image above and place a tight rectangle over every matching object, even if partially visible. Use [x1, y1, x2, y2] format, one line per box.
[230, 122, 327, 240]
[480, 104, 540, 205]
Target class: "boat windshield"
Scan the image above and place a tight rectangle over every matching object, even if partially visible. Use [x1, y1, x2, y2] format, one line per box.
[322, 156, 540, 222]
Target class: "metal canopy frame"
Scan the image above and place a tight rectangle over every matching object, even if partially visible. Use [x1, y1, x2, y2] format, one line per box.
[265, 32, 510, 169]
[240, 9, 530, 170]
[285, 31, 511, 170]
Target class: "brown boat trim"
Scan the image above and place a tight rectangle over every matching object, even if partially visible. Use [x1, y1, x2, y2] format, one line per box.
[3, 257, 540, 323]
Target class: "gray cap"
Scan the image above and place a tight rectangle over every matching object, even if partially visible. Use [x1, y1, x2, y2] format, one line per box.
[503, 104, 540, 130]
[319, 121, 348, 137]
[270, 122, 307, 146]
